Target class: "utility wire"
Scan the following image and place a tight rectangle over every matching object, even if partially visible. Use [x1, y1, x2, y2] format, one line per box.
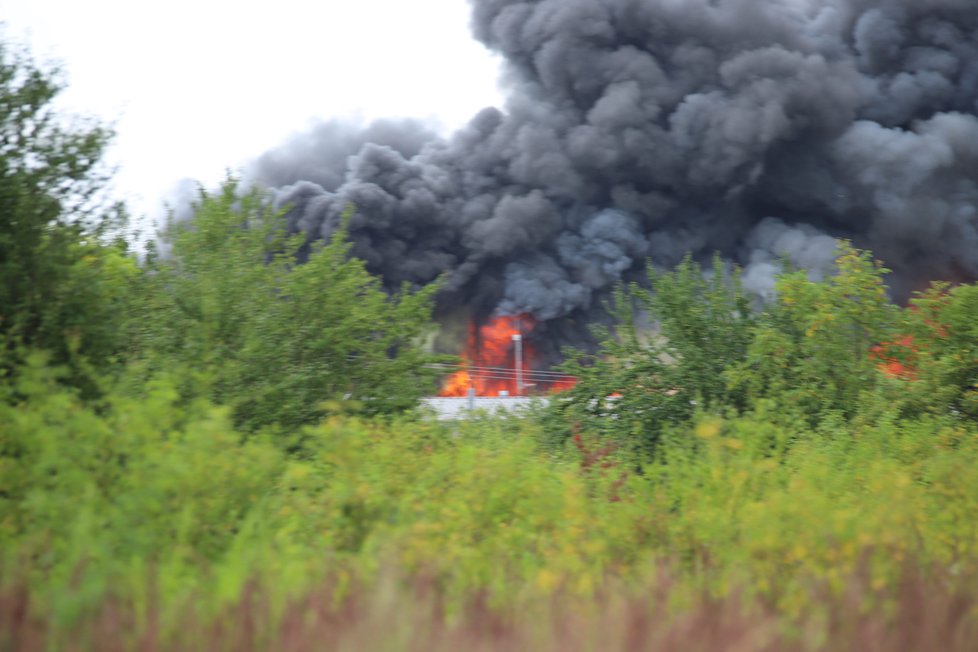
[425, 363, 576, 379]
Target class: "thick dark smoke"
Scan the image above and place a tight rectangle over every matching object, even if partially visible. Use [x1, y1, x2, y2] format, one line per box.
[250, 0, 978, 361]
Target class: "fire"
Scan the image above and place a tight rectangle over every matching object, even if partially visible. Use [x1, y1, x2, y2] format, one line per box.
[439, 314, 531, 397]
[871, 335, 918, 380]
[548, 377, 579, 393]
[438, 314, 577, 396]
[871, 289, 951, 381]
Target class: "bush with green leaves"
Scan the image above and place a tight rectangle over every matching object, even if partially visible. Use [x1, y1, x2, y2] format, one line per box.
[0, 39, 131, 396]
[0, 355, 283, 605]
[6, 364, 978, 643]
[549, 254, 753, 457]
[727, 243, 900, 426]
[135, 180, 443, 430]
[886, 282, 978, 420]
[549, 242, 955, 457]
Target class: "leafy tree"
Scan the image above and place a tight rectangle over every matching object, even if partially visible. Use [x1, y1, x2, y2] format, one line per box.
[551, 255, 753, 457]
[552, 243, 911, 457]
[727, 242, 899, 425]
[0, 39, 130, 394]
[138, 180, 442, 431]
[887, 282, 978, 420]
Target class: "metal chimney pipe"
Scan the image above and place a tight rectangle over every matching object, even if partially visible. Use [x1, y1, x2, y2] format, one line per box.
[512, 333, 524, 396]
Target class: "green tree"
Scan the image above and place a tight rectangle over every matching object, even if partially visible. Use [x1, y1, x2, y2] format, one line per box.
[551, 255, 753, 457]
[888, 282, 978, 420]
[138, 180, 442, 431]
[0, 39, 131, 394]
[727, 242, 899, 425]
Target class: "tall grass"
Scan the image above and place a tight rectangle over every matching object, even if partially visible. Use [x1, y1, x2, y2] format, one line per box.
[4, 564, 977, 651]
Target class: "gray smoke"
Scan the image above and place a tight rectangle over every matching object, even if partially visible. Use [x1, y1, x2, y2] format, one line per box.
[250, 0, 978, 359]
[741, 218, 839, 301]
[252, 119, 437, 192]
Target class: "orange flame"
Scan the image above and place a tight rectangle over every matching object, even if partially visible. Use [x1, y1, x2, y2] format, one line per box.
[438, 314, 577, 396]
[439, 314, 530, 397]
[871, 292, 951, 381]
[548, 377, 579, 393]
[871, 335, 918, 380]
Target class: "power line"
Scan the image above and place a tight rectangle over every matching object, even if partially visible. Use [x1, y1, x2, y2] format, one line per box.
[426, 369, 576, 384]
[425, 363, 576, 380]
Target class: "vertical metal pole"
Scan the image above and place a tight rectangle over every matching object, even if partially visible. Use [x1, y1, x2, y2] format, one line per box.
[512, 333, 523, 396]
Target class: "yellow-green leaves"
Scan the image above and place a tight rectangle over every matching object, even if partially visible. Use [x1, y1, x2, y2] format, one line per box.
[143, 180, 442, 432]
[733, 241, 899, 424]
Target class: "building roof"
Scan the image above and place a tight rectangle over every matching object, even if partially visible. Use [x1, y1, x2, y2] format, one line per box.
[419, 396, 549, 420]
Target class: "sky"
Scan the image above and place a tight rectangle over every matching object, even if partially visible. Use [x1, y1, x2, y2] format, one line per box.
[3, 0, 503, 226]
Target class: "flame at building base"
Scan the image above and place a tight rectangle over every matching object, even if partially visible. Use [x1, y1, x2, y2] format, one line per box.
[439, 314, 577, 397]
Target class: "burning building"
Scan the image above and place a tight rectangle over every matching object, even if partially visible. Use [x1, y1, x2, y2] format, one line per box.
[248, 0, 978, 388]
[436, 314, 578, 396]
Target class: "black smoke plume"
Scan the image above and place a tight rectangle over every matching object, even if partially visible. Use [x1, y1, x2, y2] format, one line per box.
[250, 0, 978, 362]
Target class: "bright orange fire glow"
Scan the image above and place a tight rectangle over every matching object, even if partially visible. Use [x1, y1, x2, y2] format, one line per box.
[548, 377, 579, 393]
[871, 292, 951, 381]
[440, 314, 531, 397]
[439, 314, 577, 396]
[871, 335, 919, 380]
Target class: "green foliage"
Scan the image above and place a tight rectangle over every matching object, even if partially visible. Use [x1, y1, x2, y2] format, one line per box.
[0, 40, 129, 395]
[890, 283, 978, 419]
[0, 355, 283, 584]
[255, 415, 656, 603]
[728, 242, 899, 425]
[5, 364, 978, 644]
[136, 179, 442, 430]
[550, 254, 753, 456]
[552, 242, 917, 458]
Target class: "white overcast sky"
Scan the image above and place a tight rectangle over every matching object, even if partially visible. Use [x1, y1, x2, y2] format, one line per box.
[3, 0, 503, 224]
